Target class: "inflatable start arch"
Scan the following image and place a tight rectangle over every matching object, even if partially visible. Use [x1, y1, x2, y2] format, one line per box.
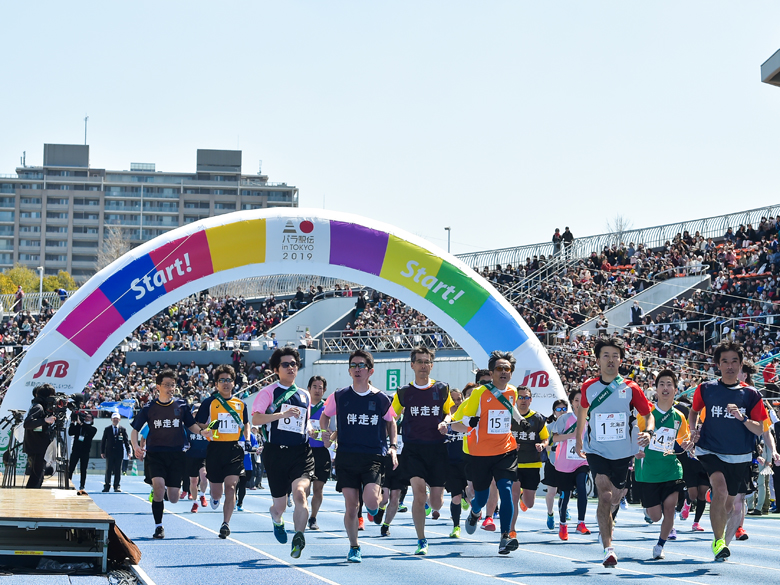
[0, 209, 565, 420]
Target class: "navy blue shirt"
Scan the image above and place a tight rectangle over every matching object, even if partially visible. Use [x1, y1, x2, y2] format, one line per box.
[332, 387, 392, 455]
[132, 398, 196, 452]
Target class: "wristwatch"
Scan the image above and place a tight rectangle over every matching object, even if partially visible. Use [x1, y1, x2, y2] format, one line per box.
[389, 444, 397, 449]
[645, 429, 655, 437]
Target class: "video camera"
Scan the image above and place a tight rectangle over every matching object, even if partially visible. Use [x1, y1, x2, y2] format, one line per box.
[45, 393, 78, 421]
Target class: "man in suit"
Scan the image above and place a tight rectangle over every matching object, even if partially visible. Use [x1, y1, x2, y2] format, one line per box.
[69, 411, 97, 491]
[102, 412, 130, 492]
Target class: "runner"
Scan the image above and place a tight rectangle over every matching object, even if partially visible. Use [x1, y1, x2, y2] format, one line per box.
[575, 337, 654, 567]
[508, 386, 548, 538]
[634, 370, 689, 559]
[307, 375, 331, 531]
[444, 388, 469, 538]
[390, 347, 454, 555]
[251, 348, 314, 559]
[375, 413, 406, 537]
[550, 390, 591, 540]
[131, 369, 210, 539]
[673, 396, 710, 532]
[452, 351, 524, 555]
[688, 341, 769, 561]
[320, 349, 398, 563]
[185, 404, 209, 513]
[195, 364, 250, 538]
[236, 430, 259, 512]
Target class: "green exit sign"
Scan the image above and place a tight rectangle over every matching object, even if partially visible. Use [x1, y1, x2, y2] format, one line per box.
[386, 369, 401, 392]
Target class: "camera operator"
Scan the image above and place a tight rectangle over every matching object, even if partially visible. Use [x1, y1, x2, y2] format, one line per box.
[23, 384, 56, 489]
[68, 410, 96, 491]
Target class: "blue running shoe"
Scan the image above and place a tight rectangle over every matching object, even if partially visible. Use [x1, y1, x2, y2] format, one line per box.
[273, 520, 288, 544]
[547, 513, 555, 530]
[347, 546, 362, 563]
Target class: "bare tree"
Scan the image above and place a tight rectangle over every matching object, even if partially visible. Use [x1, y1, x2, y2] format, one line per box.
[606, 214, 634, 245]
[96, 224, 131, 273]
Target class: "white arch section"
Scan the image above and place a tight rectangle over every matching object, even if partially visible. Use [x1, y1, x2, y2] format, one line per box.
[0, 209, 565, 420]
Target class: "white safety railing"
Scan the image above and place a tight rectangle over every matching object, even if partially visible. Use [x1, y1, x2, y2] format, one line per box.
[206, 275, 362, 300]
[321, 328, 462, 354]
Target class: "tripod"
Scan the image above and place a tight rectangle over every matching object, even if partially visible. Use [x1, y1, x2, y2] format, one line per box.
[1, 410, 25, 488]
[51, 417, 71, 490]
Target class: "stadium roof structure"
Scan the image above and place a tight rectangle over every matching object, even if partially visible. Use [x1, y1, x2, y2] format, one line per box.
[761, 48, 780, 87]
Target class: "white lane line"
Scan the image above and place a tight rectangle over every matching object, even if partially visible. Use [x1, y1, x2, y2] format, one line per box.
[131, 563, 157, 585]
[250, 494, 713, 585]
[124, 492, 343, 585]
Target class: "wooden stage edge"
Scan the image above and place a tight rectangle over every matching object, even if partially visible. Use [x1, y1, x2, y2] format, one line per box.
[0, 482, 114, 573]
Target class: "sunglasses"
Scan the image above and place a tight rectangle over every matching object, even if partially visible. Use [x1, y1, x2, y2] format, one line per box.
[218, 378, 234, 384]
[279, 361, 298, 369]
[555, 406, 568, 412]
[518, 396, 532, 401]
[492, 365, 512, 373]
[349, 363, 370, 370]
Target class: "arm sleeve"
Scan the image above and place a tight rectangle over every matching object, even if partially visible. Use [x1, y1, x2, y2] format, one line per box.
[383, 405, 397, 422]
[442, 393, 455, 414]
[131, 408, 148, 432]
[748, 393, 769, 422]
[182, 406, 197, 428]
[452, 389, 481, 422]
[242, 404, 249, 425]
[252, 387, 273, 416]
[195, 399, 211, 425]
[579, 387, 590, 408]
[539, 424, 549, 441]
[391, 393, 403, 415]
[691, 385, 705, 412]
[322, 393, 337, 417]
[676, 413, 689, 444]
[630, 383, 653, 416]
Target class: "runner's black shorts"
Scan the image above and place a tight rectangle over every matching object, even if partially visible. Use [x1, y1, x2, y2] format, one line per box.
[206, 441, 245, 484]
[466, 450, 518, 492]
[311, 446, 332, 483]
[516, 467, 541, 490]
[401, 442, 448, 487]
[739, 463, 759, 495]
[542, 460, 559, 488]
[638, 479, 684, 509]
[586, 453, 632, 491]
[383, 453, 408, 491]
[445, 459, 468, 495]
[698, 453, 750, 497]
[262, 442, 315, 498]
[555, 465, 590, 492]
[145, 451, 186, 488]
[678, 454, 710, 489]
[185, 456, 206, 478]
[335, 451, 384, 492]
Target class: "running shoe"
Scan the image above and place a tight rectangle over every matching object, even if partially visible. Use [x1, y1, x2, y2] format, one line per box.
[668, 528, 677, 541]
[735, 527, 748, 540]
[381, 524, 390, 537]
[465, 510, 480, 535]
[450, 526, 461, 539]
[148, 490, 154, 503]
[374, 506, 385, 525]
[200, 495, 207, 508]
[498, 533, 519, 555]
[398, 503, 408, 513]
[547, 513, 555, 530]
[603, 547, 618, 567]
[576, 522, 591, 535]
[519, 499, 528, 513]
[273, 519, 288, 544]
[481, 517, 496, 532]
[347, 546, 362, 563]
[287, 494, 293, 508]
[425, 503, 432, 517]
[367, 511, 375, 523]
[461, 498, 470, 511]
[219, 522, 230, 539]
[432, 510, 440, 520]
[705, 489, 711, 504]
[559, 523, 569, 541]
[191, 502, 198, 513]
[652, 544, 665, 559]
[747, 509, 763, 516]
[180, 490, 187, 500]
[691, 522, 704, 532]
[210, 498, 220, 510]
[236, 504, 244, 512]
[291, 531, 305, 559]
[620, 497, 628, 511]
[712, 538, 730, 561]
[308, 517, 319, 531]
[680, 501, 691, 520]
[189, 492, 194, 500]
[415, 538, 429, 555]
[508, 530, 517, 539]
[644, 512, 654, 524]
[358, 517, 365, 531]
[153, 526, 165, 539]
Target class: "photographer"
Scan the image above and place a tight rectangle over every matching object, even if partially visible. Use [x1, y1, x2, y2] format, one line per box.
[68, 411, 97, 491]
[23, 384, 56, 489]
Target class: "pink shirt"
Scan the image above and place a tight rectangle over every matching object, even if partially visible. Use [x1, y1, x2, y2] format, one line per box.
[251, 382, 311, 415]
[551, 412, 588, 473]
[322, 386, 396, 422]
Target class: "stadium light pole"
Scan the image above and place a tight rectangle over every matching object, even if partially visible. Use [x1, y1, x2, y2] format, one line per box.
[37, 266, 43, 314]
[444, 227, 451, 254]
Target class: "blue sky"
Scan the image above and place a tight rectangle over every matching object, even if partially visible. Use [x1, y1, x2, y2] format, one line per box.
[2, 1, 780, 255]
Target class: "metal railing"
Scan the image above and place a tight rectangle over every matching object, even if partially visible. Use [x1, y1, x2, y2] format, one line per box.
[321, 328, 462, 354]
[0, 291, 69, 314]
[455, 204, 780, 269]
[207, 275, 362, 300]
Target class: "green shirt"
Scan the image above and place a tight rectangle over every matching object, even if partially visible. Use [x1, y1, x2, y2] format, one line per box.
[634, 405, 688, 484]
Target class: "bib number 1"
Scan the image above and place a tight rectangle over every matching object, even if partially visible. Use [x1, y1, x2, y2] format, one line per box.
[594, 412, 626, 442]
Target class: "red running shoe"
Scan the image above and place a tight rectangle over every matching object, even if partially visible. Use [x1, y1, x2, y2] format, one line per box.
[481, 517, 496, 532]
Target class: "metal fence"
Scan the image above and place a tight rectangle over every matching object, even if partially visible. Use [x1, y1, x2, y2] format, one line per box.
[321, 329, 462, 354]
[0, 291, 67, 314]
[206, 275, 361, 300]
[455, 204, 780, 269]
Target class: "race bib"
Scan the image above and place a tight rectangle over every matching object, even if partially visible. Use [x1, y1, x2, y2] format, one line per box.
[217, 412, 239, 435]
[276, 403, 305, 434]
[648, 426, 677, 453]
[487, 409, 511, 435]
[78, 436, 85, 442]
[594, 412, 627, 442]
[566, 438, 585, 460]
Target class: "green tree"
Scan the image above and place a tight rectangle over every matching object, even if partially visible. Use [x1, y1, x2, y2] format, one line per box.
[3, 264, 40, 294]
[56, 271, 77, 291]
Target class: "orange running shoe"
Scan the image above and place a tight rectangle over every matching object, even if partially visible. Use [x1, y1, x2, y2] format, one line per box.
[509, 530, 517, 539]
[559, 523, 569, 541]
[358, 517, 365, 531]
[576, 522, 591, 535]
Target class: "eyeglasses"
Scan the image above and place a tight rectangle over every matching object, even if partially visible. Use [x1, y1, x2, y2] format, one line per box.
[160, 382, 176, 389]
[492, 365, 512, 373]
[218, 378, 234, 384]
[279, 361, 298, 369]
[413, 360, 433, 366]
[349, 363, 369, 370]
[518, 396, 532, 401]
[555, 406, 568, 412]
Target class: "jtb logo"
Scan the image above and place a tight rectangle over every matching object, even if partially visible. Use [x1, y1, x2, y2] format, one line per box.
[32, 360, 69, 379]
[520, 370, 550, 387]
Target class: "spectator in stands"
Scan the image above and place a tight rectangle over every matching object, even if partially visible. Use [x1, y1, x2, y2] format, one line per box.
[553, 228, 563, 256]
[562, 227, 575, 257]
